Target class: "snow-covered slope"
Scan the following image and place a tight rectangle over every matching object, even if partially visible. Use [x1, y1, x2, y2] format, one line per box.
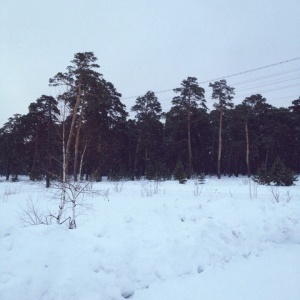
[0, 177, 299, 300]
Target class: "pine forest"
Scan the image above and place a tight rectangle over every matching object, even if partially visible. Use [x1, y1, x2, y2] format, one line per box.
[1, 52, 300, 183]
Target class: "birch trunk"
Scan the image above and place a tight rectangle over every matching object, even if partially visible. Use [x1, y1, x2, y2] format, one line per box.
[57, 100, 67, 224]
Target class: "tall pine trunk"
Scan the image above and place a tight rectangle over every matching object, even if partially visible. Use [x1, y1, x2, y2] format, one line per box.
[245, 120, 250, 177]
[133, 129, 142, 179]
[79, 140, 88, 181]
[217, 108, 223, 179]
[30, 127, 40, 181]
[5, 162, 11, 181]
[187, 105, 192, 179]
[144, 131, 150, 175]
[73, 104, 84, 181]
[65, 74, 82, 177]
[46, 100, 52, 188]
[95, 132, 103, 181]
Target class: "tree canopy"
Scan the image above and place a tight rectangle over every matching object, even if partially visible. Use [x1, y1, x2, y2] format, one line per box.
[0, 52, 299, 184]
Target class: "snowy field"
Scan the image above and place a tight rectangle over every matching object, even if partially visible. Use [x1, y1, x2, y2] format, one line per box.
[0, 176, 300, 300]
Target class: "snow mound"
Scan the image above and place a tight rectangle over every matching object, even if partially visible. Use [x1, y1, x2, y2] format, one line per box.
[0, 177, 300, 299]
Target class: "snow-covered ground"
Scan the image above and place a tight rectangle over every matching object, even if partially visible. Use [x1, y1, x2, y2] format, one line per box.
[0, 176, 299, 300]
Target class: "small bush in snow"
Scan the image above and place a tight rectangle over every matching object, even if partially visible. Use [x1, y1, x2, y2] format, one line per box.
[198, 173, 206, 184]
[253, 164, 272, 185]
[270, 157, 297, 186]
[145, 161, 172, 181]
[19, 197, 52, 227]
[253, 158, 297, 186]
[268, 186, 280, 203]
[193, 180, 203, 197]
[2, 186, 21, 202]
[112, 180, 124, 193]
[51, 180, 108, 229]
[173, 161, 186, 183]
[141, 180, 160, 197]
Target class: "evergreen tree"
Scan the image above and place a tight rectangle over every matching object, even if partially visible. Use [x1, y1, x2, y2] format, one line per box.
[82, 77, 127, 180]
[289, 96, 300, 114]
[239, 94, 269, 176]
[25, 95, 60, 182]
[253, 158, 297, 186]
[0, 114, 27, 180]
[288, 96, 300, 173]
[50, 52, 127, 181]
[209, 80, 235, 178]
[270, 157, 297, 186]
[253, 164, 271, 185]
[49, 52, 102, 180]
[172, 77, 206, 179]
[131, 91, 163, 179]
[173, 161, 186, 183]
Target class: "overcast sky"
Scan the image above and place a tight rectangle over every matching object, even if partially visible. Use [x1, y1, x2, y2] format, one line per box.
[1, 0, 300, 126]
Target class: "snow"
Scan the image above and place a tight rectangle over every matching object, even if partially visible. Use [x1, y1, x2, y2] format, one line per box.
[0, 176, 300, 300]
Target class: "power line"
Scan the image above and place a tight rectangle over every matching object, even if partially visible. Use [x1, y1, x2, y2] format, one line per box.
[121, 56, 300, 100]
[199, 57, 300, 84]
[234, 76, 300, 92]
[162, 84, 299, 103]
[236, 83, 300, 98]
[151, 74, 300, 104]
[229, 68, 300, 86]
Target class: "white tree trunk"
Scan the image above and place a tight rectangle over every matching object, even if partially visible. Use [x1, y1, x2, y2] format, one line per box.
[57, 100, 67, 224]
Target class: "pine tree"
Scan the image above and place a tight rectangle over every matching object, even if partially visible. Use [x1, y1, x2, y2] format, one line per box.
[49, 52, 102, 180]
[131, 91, 163, 179]
[253, 164, 271, 185]
[25, 95, 60, 183]
[172, 77, 206, 179]
[209, 80, 235, 178]
[174, 161, 186, 183]
[270, 157, 297, 186]
[253, 158, 297, 186]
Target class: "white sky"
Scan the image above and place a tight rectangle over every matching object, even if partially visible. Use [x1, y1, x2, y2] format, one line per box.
[1, 0, 300, 126]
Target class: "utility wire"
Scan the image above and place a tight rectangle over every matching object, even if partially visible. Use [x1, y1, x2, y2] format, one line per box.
[234, 76, 300, 92]
[121, 57, 300, 100]
[236, 83, 300, 98]
[229, 68, 300, 86]
[157, 83, 299, 105]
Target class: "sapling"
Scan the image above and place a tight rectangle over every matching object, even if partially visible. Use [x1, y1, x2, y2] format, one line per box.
[198, 173, 206, 185]
[268, 186, 280, 203]
[285, 191, 293, 203]
[141, 180, 153, 197]
[19, 197, 52, 227]
[112, 180, 124, 193]
[51, 179, 108, 229]
[2, 186, 20, 202]
[248, 179, 258, 200]
[173, 161, 187, 184]
[193, 180, 203, 197]
[49, 96, 108, 228]
[153, 179, 160, 194]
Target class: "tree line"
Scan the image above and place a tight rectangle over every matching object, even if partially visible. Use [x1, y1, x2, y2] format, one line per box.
[1, 52, 299, 184]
